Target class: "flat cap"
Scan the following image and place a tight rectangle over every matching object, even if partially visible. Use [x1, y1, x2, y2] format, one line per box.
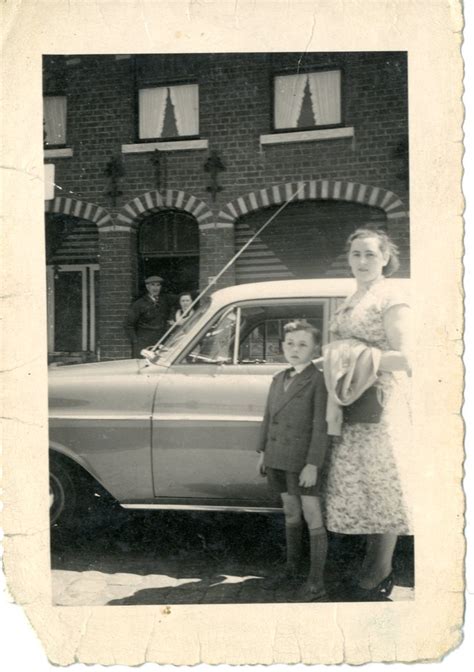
[145, 275, 164, 284]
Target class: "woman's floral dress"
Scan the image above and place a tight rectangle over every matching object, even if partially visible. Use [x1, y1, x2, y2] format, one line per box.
[323, 279, 412, 535]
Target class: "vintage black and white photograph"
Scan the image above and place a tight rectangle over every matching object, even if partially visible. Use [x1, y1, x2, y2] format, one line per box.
[44, 51, 414, 607]
[3, 0, 468, 665]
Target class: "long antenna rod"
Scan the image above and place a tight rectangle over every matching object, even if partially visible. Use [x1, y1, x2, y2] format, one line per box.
[149, 183, 306, 352]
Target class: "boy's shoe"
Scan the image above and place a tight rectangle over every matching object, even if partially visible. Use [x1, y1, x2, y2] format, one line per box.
[294, 580, 328, 602]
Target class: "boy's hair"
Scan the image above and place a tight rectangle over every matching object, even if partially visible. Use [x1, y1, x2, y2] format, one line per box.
[283, 319, 321, 346]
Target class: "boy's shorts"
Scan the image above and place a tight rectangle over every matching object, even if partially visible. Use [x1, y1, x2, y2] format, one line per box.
[266, 466, 321, 497]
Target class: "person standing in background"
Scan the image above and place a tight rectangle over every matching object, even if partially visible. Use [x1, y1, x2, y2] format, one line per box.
[125, 276, 174, 358]
[174, 291, 195, 325]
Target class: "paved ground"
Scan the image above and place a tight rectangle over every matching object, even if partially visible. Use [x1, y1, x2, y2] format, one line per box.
[51, 507, 414, 606]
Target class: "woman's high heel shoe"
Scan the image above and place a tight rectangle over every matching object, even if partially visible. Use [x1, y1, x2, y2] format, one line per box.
[353, 572, 394, 602]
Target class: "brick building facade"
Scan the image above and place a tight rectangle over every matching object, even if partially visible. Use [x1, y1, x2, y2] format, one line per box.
[43, 52, 409, 361]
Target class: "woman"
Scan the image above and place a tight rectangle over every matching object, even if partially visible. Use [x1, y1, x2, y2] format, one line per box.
[323, 228, 412, 601]
[174, 292, 195, 325]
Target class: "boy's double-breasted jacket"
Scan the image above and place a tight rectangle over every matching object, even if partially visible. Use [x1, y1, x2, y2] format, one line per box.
[257, 363, 329, 473]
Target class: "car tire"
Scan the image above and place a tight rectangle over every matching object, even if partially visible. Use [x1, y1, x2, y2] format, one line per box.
[49, 456, 78, 529]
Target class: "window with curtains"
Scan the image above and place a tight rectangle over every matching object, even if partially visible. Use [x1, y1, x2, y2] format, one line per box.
[43, 95, 67, 146]
[273, 69, 342, 131]
[138, 83, 199, 140]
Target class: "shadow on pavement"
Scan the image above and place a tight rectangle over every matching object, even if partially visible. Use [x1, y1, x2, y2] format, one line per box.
[51, 506, 414, 605]
[52, 508, 285, 571]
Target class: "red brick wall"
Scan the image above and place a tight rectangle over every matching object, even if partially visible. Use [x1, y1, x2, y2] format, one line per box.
[45, 52, 408, 216]
[44, 52, 409, 359]
[199, 227, 236, 290]
[97, 229, 138, 359]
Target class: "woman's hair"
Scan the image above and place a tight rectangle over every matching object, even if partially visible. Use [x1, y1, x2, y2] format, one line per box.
[283, 319, 321, 346]
[179, 291, 193, 300]
[345, 227, 400, 277]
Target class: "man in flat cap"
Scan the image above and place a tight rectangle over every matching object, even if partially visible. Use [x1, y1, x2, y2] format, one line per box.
[125, 276, 175, 357]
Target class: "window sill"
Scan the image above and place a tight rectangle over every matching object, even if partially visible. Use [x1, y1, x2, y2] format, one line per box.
[260, 127, 354, 146]
[44, 147, 73, 158]
[122, 139, 209, 154]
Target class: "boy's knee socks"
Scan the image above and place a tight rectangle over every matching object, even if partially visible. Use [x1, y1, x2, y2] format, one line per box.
[307, 526, 328, 586]
[285, 521, 303, 568]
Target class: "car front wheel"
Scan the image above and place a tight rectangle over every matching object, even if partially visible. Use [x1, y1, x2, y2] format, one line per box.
[49, 457, 77, 528]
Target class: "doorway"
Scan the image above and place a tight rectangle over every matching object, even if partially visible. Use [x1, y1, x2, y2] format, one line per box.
[45, 212, 100, 362]
[138, 209, 200, 296]
[46, 264, 99, 356]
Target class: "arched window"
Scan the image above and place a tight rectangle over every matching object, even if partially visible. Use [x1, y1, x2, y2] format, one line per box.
[235, 200, 387, 283]
[138, 209, 200, 294]
[46, 213, 99, 265]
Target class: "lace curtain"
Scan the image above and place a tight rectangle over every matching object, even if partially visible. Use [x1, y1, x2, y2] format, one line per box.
[139, 84, 198, 139]
[44, 96, 67, 145]
[308, 70, 341, 125]
[274, 74, 307, 129]
[169, 84, 199, 136]
[274, 70, 341, 129]
[139, 87, 168, 139]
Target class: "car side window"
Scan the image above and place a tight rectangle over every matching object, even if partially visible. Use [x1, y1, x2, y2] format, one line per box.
[238, 303, 326, 364]
[239, 320, 286, 363]
[181, 301, 327, 365]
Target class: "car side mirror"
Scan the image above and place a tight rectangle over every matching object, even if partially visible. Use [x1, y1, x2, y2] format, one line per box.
[141, 348, 162, 364]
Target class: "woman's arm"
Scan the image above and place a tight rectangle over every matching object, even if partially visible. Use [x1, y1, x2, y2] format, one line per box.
[379, 304, 412, 374]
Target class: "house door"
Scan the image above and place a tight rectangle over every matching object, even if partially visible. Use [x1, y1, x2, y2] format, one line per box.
[138, 209, 200, 295]
[46, 264, 99, 357]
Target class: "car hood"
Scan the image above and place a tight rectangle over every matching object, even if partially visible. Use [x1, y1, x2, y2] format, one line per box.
[48, 358, 165, 380]
[48, 358, 164, 417]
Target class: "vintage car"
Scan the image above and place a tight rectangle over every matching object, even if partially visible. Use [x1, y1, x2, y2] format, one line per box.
[49, 277, 408, 527]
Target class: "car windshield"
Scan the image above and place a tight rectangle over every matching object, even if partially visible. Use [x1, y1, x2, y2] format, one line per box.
[152, 297, 212, 354]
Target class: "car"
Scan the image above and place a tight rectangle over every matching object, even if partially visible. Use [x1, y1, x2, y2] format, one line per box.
[48, 277, 409, 527]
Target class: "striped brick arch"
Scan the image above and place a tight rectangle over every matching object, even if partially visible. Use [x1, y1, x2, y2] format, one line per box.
[217, 180, 408, 225]
[117, 190, 214, 229]
[217, 180, 410, 281]
[45, 196, 113, 228]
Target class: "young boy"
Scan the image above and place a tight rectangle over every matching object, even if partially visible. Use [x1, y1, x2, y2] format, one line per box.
[257, 319, 329, 601]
